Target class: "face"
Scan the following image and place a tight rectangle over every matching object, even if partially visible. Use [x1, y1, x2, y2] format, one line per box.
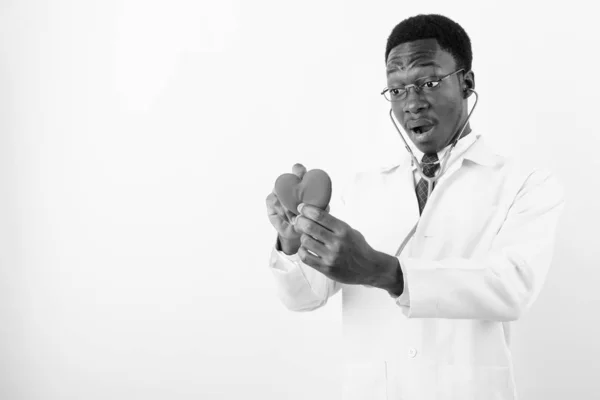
[385, 39, 473, 154]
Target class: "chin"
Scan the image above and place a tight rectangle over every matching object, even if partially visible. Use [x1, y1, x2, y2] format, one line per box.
[416, 144, 438, 155]
[408, 134, 439, 154]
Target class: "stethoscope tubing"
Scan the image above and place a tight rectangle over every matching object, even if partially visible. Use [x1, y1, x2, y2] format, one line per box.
[388, 89, 479, 198]
[389, 89, 479, 257]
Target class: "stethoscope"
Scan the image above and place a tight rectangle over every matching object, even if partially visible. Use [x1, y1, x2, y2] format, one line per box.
[388, 88, 480, 258]
[388, 88, 479, 199]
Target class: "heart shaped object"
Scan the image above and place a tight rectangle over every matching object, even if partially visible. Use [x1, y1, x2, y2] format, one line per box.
[274, 169, 332, 215]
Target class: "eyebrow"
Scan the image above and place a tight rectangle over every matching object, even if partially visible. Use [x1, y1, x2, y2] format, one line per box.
[386, 60, 441, 76]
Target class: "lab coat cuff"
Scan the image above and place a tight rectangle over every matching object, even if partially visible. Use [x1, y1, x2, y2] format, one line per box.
[396, 257, 439, 318]
[269, 246, 331, 310]
[394, 254, 410, 306]
[271, 238, 300, 272]
[270, 246, 308, 285]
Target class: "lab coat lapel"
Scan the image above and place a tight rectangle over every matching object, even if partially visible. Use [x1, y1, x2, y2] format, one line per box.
[427, 135, 500, 200]
[371, 161, 420, 256]
[413, 135, 502, 247]
[411, 138, 472, 249]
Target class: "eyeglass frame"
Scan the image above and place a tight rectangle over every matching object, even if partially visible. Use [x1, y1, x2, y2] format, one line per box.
[381, 68, 465, 102]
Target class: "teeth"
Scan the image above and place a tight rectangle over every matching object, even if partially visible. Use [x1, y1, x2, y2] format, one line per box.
[415, 125, 433, 134]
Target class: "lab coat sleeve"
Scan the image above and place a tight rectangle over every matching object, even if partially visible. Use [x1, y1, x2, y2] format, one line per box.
[396, 168, 565, 321]
[269, 243, 342, 311]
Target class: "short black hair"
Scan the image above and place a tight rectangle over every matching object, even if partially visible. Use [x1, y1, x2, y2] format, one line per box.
[385, 14, 472, 72]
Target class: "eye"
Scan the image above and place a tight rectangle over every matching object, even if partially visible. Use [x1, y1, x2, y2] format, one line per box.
[389, 88, 404, 97]
[422, 80, 440, 89]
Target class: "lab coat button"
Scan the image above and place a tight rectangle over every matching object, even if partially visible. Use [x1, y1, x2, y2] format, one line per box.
[408, 348, 417, 358]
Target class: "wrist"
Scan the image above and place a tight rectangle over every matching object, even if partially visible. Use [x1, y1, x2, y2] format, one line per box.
[373, 251, 404, 297]
[277, 235, 301, 255]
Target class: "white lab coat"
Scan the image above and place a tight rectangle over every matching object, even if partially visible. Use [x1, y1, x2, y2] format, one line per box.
[269, 134, 565, 400]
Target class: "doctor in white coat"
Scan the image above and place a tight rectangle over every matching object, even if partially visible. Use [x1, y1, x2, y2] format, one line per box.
[265, 14, 565, 400]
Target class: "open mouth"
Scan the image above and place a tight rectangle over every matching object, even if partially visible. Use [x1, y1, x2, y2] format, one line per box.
[411, 125, 434, 135]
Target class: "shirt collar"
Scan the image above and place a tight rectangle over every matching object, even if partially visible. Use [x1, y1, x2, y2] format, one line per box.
[380, 131, 502, 174]
[461, 134, 502, 167]
[409, 131, 479, 171]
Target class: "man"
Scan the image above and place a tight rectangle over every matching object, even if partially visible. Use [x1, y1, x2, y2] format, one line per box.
[265, 14, 564, 400]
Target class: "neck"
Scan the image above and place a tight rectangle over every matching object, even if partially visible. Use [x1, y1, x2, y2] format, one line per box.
[449, 117, 472, 146]
[433, 122, 470, 155]
[458, 122, 472, 141]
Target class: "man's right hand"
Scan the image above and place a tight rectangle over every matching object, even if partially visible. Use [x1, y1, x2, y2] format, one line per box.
[266, 163, 307, 255]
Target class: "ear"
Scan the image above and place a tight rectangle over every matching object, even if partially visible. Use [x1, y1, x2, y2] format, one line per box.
[462, 70, 475, 98]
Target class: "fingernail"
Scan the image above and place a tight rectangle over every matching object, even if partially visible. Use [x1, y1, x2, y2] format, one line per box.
[297, 203, 305, 214]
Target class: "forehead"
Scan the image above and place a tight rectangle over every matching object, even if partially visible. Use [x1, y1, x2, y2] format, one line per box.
[386, 38, 456, 76]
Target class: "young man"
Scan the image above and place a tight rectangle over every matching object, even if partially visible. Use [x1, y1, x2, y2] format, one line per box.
[265, 14, 564, 400]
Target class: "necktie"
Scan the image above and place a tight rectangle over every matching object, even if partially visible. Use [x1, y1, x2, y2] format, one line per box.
[415, 153, 440, 215]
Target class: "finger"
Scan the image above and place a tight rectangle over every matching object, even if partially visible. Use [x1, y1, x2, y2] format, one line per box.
[298, 204, 341, 234]
[300, 233, 328, 258]
[268, 213, 285, 230]
[268, 206, 287, 222]
[269, 211, 298, 237]
[294, 215, 333, 245]
[271, 205, 295, 226]
[284, 209, 297, 223]
[266, 191, 279, 210]
[298, 245, 325, 270]
[278, 207, 298, 225]
[292, 163, 307, 179]
[266, 191, 294, 219]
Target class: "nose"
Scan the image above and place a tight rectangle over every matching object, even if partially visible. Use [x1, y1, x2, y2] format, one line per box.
[402, 86, 429, 115]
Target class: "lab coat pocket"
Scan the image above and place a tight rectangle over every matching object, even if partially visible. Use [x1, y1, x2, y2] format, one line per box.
[342, 361, 387, 400]
[417, 231, 449, 260]
[438, 364, 513, 400]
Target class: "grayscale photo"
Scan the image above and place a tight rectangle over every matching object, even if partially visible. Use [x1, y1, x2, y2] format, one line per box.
[0, 1, 596, 399]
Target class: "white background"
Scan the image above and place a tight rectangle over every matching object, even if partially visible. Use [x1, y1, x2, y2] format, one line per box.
[0, 0, 598, 399]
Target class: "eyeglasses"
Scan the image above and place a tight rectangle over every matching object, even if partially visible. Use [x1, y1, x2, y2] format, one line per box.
[381, 69, 464, 102]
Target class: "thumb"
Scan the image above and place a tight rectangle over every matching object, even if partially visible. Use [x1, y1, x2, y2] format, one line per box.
[292, 163, 307, 179]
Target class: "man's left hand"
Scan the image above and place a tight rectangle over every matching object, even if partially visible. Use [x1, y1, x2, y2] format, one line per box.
[292, 203, 403, 295]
